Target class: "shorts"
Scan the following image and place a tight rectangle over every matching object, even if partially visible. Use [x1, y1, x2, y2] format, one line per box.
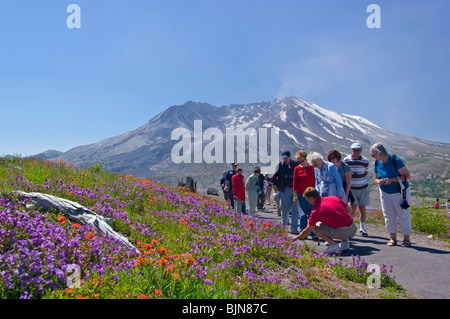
[316, 223, 357, 241]
[350, 187, 370, 206]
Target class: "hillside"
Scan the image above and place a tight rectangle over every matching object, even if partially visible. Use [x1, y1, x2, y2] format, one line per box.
[0, 157, 408, 300]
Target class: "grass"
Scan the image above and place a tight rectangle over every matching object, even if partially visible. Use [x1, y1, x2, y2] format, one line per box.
[410, 200, 449, 238]
[0, 157, 410, 299]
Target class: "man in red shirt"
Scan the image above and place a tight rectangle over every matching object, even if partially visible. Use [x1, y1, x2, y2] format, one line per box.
[232, 168, 246, 214]
[292, 187, 356, 254]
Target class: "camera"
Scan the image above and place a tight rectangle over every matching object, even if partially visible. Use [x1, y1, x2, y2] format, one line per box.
[400, 200, 410, 209]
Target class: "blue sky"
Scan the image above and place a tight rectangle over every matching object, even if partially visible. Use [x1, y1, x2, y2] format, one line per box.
[1, 0, 449, 156]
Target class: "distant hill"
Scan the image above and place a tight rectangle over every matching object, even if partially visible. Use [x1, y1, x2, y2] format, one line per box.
[53, 97, 449, 205]
[28, 150, 63, 160]
[2, 150, 63, 160]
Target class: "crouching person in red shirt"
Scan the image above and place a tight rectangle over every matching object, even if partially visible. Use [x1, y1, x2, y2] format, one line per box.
[292, 187, 356, 255]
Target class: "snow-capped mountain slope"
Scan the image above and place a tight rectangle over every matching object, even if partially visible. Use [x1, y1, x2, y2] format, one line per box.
[56, 97, 449, 197]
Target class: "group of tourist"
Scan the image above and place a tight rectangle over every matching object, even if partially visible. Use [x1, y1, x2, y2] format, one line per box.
[220, 164, 274, 216]
[220, 141, 413, 254]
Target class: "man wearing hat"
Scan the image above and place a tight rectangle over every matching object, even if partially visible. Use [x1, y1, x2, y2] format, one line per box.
[343, 142, 370, 236]
[272, 150, 301, 234]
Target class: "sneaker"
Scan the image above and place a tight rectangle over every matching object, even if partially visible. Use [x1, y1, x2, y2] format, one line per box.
[360, 229, 368, 237]
[339, 240, 351, 251]
[325, 244, 340, 255]
[289, 229, 300, 235]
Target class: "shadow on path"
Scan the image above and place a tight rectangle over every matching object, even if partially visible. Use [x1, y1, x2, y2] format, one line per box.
[349, 235, 450, 255]
[406, 244, 450, 255]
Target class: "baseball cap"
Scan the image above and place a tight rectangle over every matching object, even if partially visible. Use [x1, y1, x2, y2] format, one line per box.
[281, 151, 291, 158]
[351, 142, 362, 149]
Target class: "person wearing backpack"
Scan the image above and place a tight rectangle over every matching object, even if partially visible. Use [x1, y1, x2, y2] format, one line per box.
[264, 174, 273, 205]
[220, 171, 230, 207]
[224, 163, 238, 209]
[246, 167, 262, 216]
[272, 151, 301, 233]
[370, 142, 412, 247]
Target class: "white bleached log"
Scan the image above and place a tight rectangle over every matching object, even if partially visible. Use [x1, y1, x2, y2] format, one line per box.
[12, 191, 139, 253]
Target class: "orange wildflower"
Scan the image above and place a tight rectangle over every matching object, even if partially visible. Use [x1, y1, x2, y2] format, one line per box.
[58, 216, 66, 225]
[184, 258, 195, 265]
[262, 221, 271, 229]
[85, 232, 95, 240]
[159, 258, 169, 267]
[154, 289, 162, 297]
[141, 243, 153, 251]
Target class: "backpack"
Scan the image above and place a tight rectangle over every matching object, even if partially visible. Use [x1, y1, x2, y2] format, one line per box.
[224, 179, 231, 192]
[224, 170, 235, 192]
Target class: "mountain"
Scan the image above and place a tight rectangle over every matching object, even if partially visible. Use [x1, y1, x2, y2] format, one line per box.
[1, 150, 63, 160]
[55, 97, 450, 203]
[28, 150, 63, 160]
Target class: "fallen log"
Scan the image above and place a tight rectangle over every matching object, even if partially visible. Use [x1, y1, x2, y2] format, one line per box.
[12, 191, 139, 253]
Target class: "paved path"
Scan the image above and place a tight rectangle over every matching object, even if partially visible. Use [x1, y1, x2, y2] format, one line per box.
[248, 202, 450, 299]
